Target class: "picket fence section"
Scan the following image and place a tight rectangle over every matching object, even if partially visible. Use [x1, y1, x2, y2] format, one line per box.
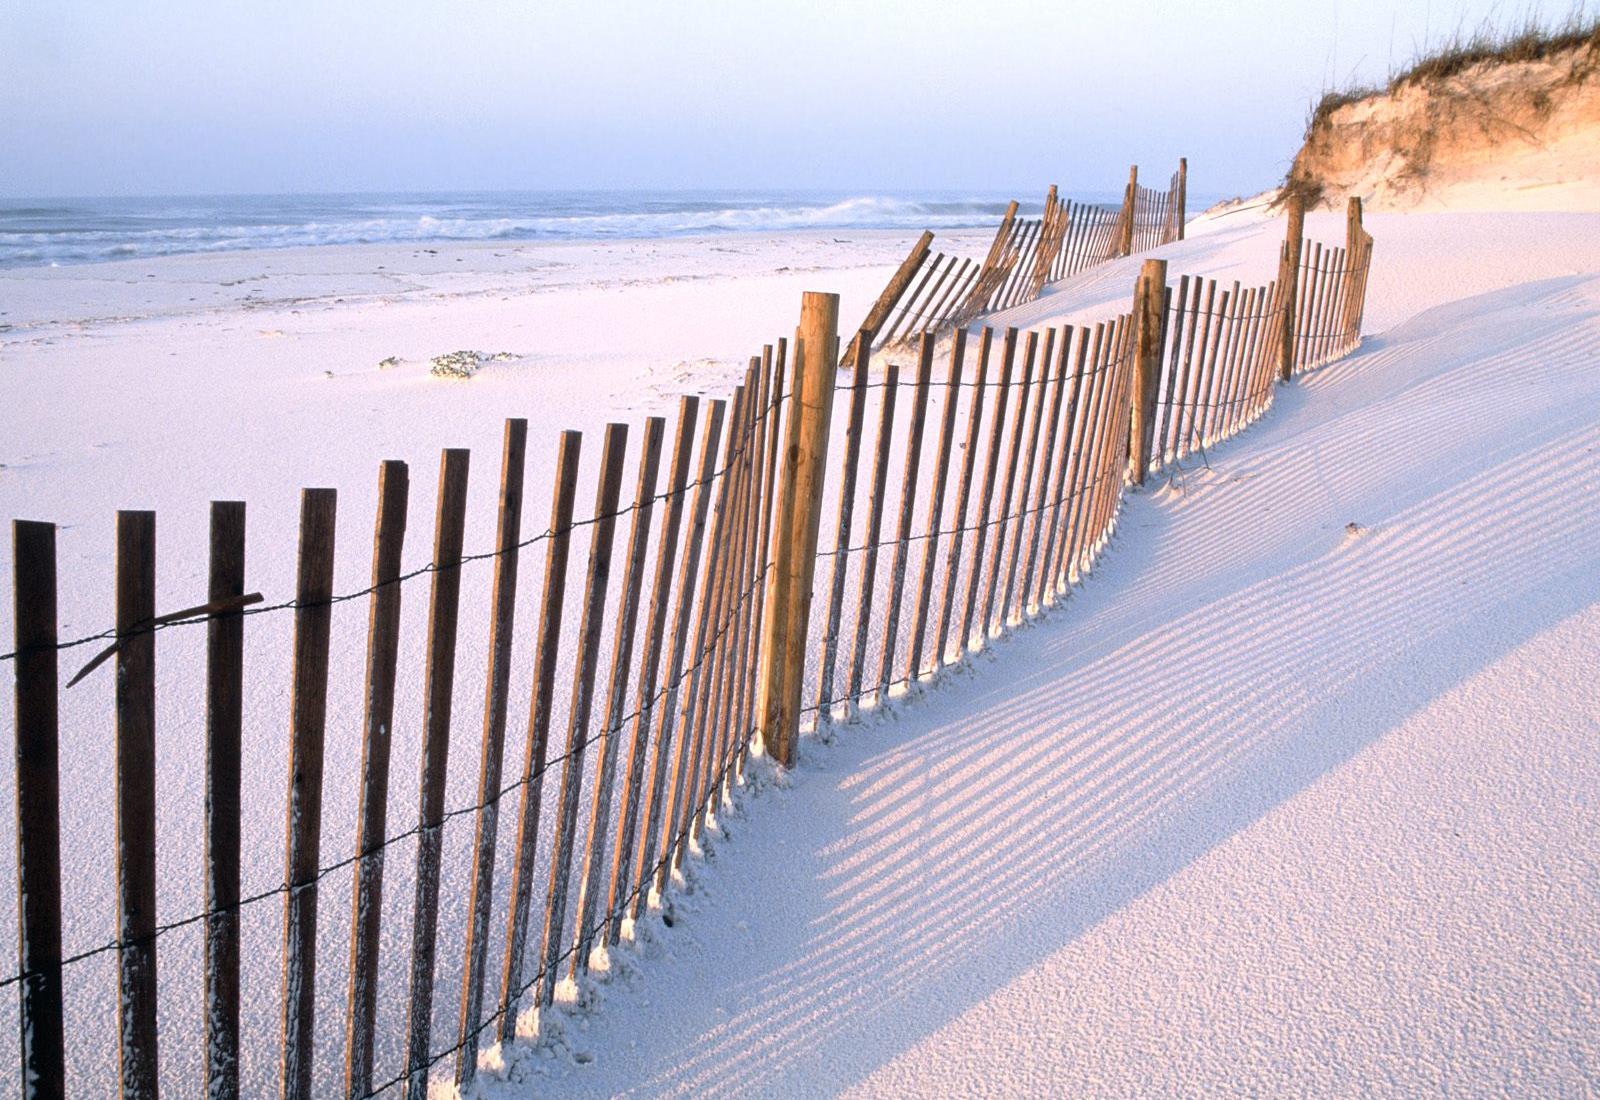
[847, 161, 1188, 368]
[5, 186, 1370, 1100]
[7, 357, 789, 1099]
[794, 196, 1371, 736]
[806, 320, 1133, 722]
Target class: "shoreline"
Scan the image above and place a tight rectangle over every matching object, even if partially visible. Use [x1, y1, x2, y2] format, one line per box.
[0, 225, 995, 333]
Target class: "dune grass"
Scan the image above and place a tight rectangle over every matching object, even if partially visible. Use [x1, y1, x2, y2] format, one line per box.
[1307, 9, 1600, 135]
[1279, 9, 1600, 207]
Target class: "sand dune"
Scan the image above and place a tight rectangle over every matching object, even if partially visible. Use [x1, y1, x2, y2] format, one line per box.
[1287, 34, 1600, 213]
[468, 210, 1600, 1097]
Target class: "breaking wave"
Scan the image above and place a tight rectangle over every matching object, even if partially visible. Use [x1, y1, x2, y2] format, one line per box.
[0, 191, 1069, 269]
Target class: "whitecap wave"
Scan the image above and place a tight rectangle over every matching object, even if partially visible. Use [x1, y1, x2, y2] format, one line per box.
[0, 190, 1069, 269]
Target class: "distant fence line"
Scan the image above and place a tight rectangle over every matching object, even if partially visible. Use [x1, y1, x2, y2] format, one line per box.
[843, 161, 1187, 368]
[1145, 201, 1371, 470]
[5, 185, 1369, 1099]
[794, 195, 1370, 737]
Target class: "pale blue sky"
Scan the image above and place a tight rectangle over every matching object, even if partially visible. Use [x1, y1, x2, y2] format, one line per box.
[1, 0, 1586, 197]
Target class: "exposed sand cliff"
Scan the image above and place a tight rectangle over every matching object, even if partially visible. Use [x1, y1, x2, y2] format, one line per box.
[1286, 32, 1600, 212]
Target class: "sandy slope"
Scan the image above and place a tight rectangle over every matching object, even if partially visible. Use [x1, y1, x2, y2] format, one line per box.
[470, 211, 1600, 1097]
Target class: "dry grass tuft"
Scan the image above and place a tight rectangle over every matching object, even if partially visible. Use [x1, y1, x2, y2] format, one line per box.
[1302, 11, 1600, 140]
[1393, 11, 1600, 89]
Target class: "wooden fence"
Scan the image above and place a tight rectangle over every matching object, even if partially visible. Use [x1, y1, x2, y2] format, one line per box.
[4, 192, 1370, 1100]
[798, 197, 1372, 740]
[844, 160, 1188, 369]
[7, 358, 786, 1098]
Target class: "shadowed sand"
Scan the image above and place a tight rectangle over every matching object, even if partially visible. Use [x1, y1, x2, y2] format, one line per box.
[481, 258, 1600, 1097]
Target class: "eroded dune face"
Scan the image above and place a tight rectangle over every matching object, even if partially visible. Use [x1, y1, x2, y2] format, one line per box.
[1289, 40, 1600, 213]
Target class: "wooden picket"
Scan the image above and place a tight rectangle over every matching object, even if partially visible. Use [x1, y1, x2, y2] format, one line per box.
[852, 162, 1186, 359]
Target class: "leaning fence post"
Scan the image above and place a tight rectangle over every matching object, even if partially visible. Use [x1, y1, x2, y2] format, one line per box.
[842, 230, 933, 369]
[115, 509, 160, 1100]
[1128, 258, 1169, 484]
[757, 291, 839, 768]
[1117, 165, 1138, 256]
[1176, 158, 1188, 241]
[1277, 191, 1305, 381]
[13, 520, 65, 1100]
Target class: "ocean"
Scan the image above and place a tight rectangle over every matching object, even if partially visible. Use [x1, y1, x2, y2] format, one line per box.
[0, 189, 1121, 270]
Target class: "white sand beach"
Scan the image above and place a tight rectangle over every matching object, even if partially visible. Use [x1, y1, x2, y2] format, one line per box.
[9, 1, 1600, 1096]
[4, 195, 1599, 1095]
[2, 224, 1006, 1093]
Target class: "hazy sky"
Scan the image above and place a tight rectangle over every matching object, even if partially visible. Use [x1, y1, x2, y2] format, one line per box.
[2, 0, 1588, 198]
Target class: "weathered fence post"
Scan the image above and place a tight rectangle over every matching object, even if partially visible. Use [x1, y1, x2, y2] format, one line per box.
[812, 333, 871, 722]
[404, 448, 471, 1098]
[934, 328, 988, 663]
[982, 201, 1020, 274]
[115, 509, 160, 1100]
[1345, 195, 1363, 256]
[1343, 195, 1365, 339]
[1277, 191, 1306, 381]
[981, 330, 1034, 636]
[844, 365, 899, 703]
[876, 334, 935, 696]
[282, 488, 337, 1100]
[1128, 258, 1168, 485]
[627, 401, 722, 918]
[456, 419, 527, 1088]
[345, 459, 409, 1098]
[905, 331, 966, 681]
[952, 201, 1021, 327]
[960, 328, 1014, 648]
[572, 415, 665, 975]
[842, 231, 933, 370]
[603, 399, 699, 945]
[1116, 165, 1138, 256]
[13, 520, 64, 1100]
[1176, 158, 1188, 241]
[537, 422, 629, 1009]
[494, 432, 582, 1045]
[757, 291, 839, 767]
[205, 501, 247, 1100]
